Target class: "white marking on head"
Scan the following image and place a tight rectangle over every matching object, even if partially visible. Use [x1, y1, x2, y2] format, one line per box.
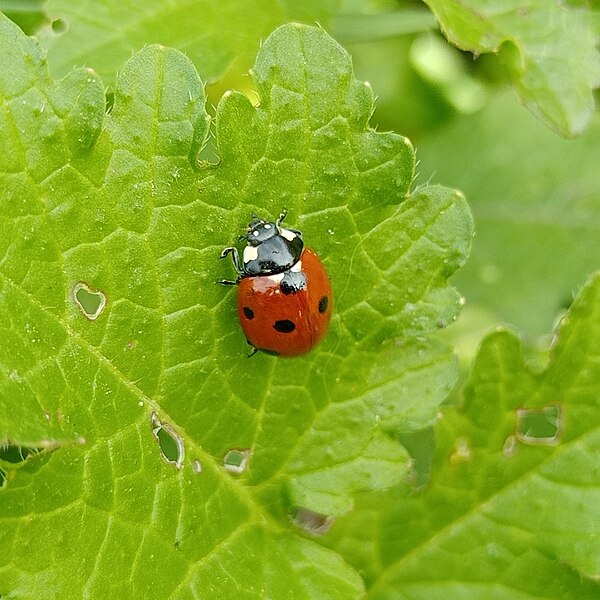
[252, 230, 259, 237]
[280, 228, 297, 242]
[264, 223, 271, 229]
[291, 260, 302, 273]
[243, 245, 259, 263]
[267, 273, 285, 283]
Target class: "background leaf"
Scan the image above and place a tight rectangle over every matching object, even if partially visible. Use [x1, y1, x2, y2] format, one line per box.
[0, 15, 472, 597]
[326, 272, 600, 599]
[36, 0, 341, 87]
[422, 0, 600, 136]
[417, 91, 600, 342]
[0, 0, 46, 34]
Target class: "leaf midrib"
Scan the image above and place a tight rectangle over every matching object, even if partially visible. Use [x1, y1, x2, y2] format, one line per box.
[367, 421, 600, 596]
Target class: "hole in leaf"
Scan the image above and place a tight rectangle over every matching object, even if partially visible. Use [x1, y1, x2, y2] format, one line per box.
[0, 444, 46, 489]
[516, 404, 561, 445]
[151, 412, 184, 469]
[72, 282, 106, 320]
[0, 444, 40, 464]
[51, 18, 68, 33]
[290, 507, 334, 536]
[105, 91, 115, 114]
[223, 448, 251, 474]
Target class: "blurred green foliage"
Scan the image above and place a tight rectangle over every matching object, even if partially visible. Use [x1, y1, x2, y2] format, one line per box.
[0, 0, 47, 34]
[332, 0, 600, 357]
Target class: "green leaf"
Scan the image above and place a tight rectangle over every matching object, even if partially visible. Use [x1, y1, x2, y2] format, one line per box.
[332, 8, 438, 43]
[36, 0, 341, 86]
[422, 0, 600, 136]
[0, 15, 472, 597]
[0, 0, 47, 35]
[417, 90, 600, 338]
[328, 272, 600, 599]
[0, 9, 89, 450]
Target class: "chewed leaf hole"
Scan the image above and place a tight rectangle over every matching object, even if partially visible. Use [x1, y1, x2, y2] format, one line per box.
[0, 445, 43, 488]
[72, 282, 106, 320]
[51, 18, 68, 34]
[151, 412, 184, 469]
[290, 507, 334, 536]
[223, 448, 251, 474]
[0, 444, 40, 464]
[516, 404, 561, 445]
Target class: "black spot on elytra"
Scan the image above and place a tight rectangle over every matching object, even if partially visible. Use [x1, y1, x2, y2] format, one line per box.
[274, 319, 296, 333]
[318, 296, 329, 313]
[243, 306, 254, 319]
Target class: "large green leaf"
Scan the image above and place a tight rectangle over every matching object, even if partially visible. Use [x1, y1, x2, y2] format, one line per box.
[36, 0, 340, 86]
[423, 0, 600, 136]
[327, 272, 600, 599]
[0, 16, 472, 597]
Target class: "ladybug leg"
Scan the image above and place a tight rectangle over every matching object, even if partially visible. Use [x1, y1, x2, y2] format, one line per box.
[245, 341, 278, 358]
[218, 246, 244, 285]
[276, 209, 288, 226]
[276, 209, 302, 238]
[220, 246, 244, 274]
[244, 339, 260, 357]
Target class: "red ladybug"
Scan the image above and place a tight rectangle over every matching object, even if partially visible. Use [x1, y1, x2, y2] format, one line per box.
[219, 211, 332, 357]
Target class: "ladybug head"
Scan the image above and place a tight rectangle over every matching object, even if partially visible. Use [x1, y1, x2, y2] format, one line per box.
[245, 217, 279, 247]
[228, 211, 304, 277]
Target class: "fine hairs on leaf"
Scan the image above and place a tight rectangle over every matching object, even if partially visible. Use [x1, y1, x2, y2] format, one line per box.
[0, 14, 473, 599]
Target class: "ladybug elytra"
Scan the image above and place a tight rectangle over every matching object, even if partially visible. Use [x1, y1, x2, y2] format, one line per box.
[219, 210, 332, 357]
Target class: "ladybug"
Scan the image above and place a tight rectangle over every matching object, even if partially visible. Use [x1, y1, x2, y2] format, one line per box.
[219, 210, 332, 357]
